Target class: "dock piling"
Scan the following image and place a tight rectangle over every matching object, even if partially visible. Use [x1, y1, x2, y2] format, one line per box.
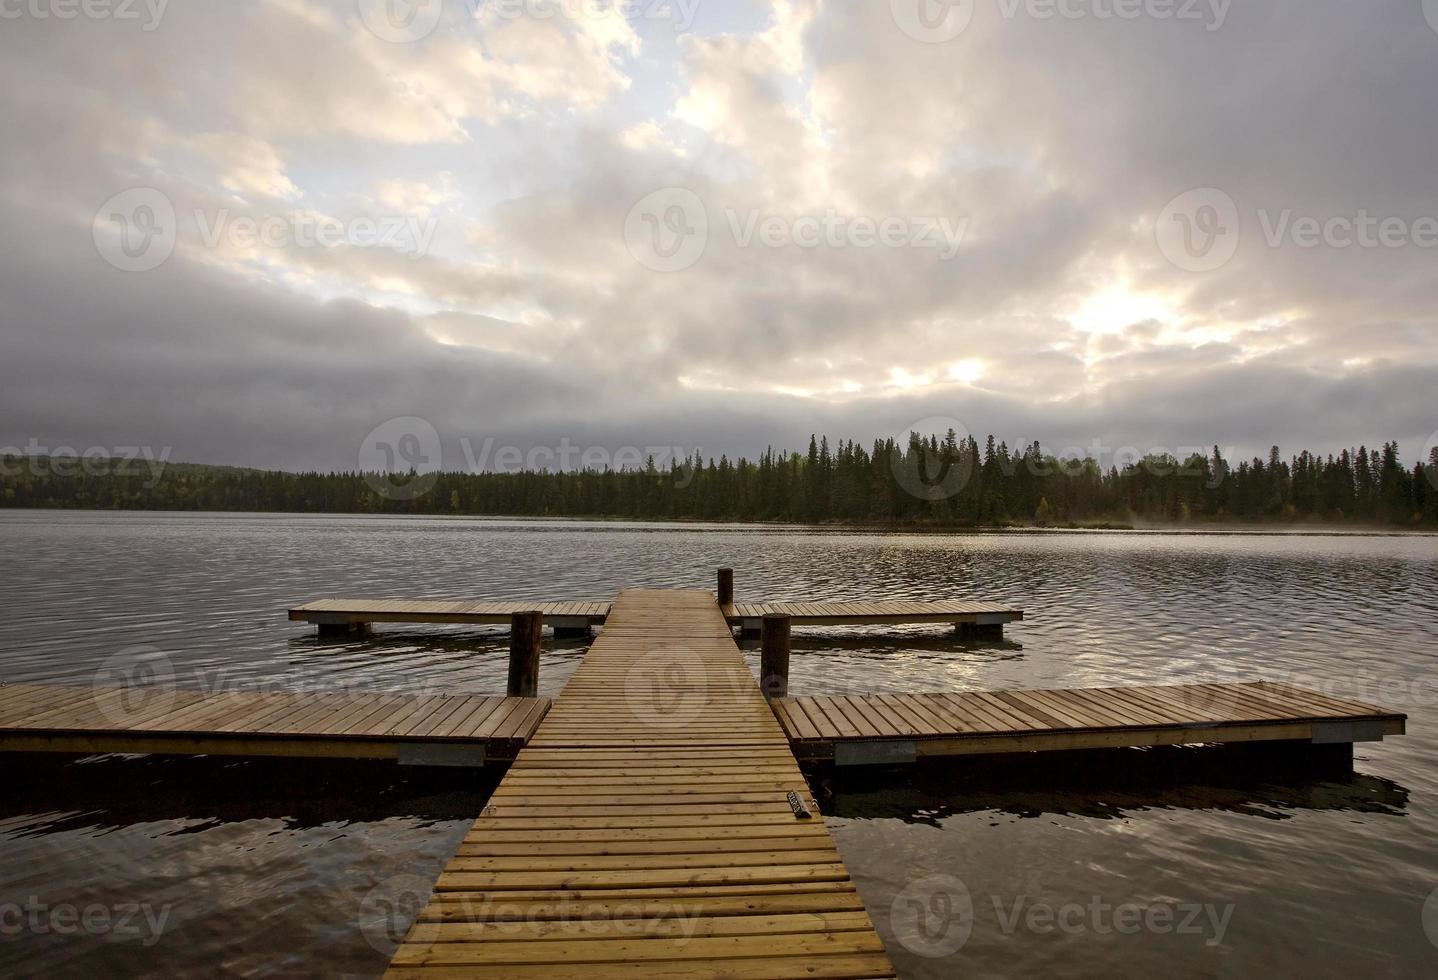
[316, 621, 370, 639]
[760, 612, 791, 700]
[717, 567, 734, 607]
[507, 610, 543, 697]
[957, 620, 1005, 640]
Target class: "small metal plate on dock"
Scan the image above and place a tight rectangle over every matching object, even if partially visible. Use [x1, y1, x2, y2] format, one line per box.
[835, 739, 918, 767]
[397, 743, 487, 767]
[1311, 720, 1387, 745]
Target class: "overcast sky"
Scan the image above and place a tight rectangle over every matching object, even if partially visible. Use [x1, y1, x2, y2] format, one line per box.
[2, 0, 1436, 473]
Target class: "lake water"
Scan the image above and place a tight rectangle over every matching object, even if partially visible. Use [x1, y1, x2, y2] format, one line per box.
[1, 511, 1436, 978]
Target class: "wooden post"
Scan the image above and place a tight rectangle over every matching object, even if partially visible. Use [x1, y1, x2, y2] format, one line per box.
[507, 611, 543, 698]
[717, 567, 734, 607]
[317, 621, 370, 639]
[760, 613, 790, 700]
[956, 621, 1004, 641]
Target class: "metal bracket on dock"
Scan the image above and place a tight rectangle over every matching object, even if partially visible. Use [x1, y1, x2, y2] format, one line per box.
[835, 739, 918, 767]
[1311, 720, 1387, 745]
[397, 744, 487, 767]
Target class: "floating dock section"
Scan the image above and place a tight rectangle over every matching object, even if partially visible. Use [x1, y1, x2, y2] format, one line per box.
[775, 681, 1406, 766]
[0, 683, 548, 765]
[291, 596, 1024, 638]
[289, 600, 611, 637]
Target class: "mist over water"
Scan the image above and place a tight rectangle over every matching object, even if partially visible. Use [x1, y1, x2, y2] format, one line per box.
[1, 512, 1436, 977]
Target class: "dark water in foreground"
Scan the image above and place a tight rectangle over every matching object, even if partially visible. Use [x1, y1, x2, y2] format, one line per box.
[0, 511, 1436, 978]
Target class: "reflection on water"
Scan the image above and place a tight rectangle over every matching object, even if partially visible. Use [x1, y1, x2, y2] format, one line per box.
[817, 746, 1411, 823]
[1, 511, 1436, 977]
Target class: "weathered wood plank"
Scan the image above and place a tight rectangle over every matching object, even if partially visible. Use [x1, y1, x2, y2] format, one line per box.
[0, 685, 548, 763]
[774, 683, 1406, 762]
[387, 589, 894, 977]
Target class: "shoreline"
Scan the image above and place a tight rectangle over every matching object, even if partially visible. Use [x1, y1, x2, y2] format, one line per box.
[3, 507, 1435, 538]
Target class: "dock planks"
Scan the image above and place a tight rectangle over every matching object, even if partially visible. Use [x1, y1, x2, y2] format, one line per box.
[0, 682, 549, 763]
[775, 682, 1407, 763]
[386, 589, 896, 979]
[290, 599, 612, 629]
[724, 598, 1022, 630]
[291, 595, 1023, 636]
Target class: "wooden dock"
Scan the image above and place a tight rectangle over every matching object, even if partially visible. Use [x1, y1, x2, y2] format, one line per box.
[724, 599, 1022, 636]
[290, 596, 1023, 637]
[385, 589, 896, 979]
[290, 599, 611, 635]
[0, 683, 549, 765]
[775, 681, 1407, 765]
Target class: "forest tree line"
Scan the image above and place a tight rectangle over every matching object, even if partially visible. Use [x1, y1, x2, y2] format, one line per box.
[2, 432, 1437, 527]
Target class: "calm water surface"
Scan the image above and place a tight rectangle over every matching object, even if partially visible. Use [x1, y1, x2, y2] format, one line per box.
[1, 511, 1436, 978]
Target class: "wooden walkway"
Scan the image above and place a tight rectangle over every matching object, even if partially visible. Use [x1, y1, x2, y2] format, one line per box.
[386, 589, 896, 979]
[776, 681, 1407, 764]
[0, 683, 549, 765]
